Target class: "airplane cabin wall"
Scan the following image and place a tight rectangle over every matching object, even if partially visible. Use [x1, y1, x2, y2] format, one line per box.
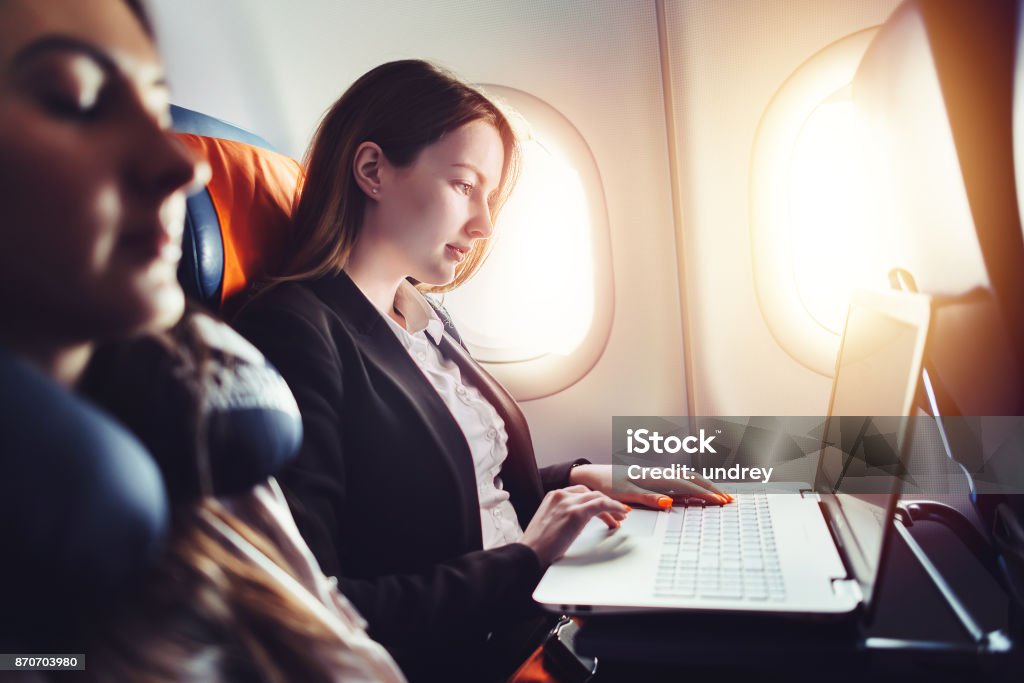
[147, 0, 904, 467]
[663, 0, 901, 416]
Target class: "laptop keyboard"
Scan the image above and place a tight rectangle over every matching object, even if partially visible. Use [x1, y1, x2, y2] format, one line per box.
[653, 493, 786, 602]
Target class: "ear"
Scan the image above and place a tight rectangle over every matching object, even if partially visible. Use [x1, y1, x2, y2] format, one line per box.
[353, 141, 385, 199]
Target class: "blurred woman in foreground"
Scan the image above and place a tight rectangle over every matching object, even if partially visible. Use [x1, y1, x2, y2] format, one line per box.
[0, 1, 404, 680]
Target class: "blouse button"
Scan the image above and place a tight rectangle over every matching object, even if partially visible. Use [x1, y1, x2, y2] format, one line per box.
[416, 351, 427, 362]
[486, 427, 498, 440]
[456, 385, 467, 395]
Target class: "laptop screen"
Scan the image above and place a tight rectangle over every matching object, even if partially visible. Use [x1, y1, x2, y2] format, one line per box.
[812, 289, 930, 611]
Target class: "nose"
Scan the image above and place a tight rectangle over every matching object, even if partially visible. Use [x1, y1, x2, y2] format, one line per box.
[129, 118, 210, 202]
[466, 195, 495, 240]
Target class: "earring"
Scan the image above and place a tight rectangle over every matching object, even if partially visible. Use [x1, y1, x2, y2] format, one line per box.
[371, 187, 379, 194]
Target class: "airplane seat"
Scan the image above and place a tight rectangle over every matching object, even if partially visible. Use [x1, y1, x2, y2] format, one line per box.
[853, 0, 1024, 611]
[171, 105, 303, 316]
[853, 0, 1023, 460]
[0, 350, 169, 648]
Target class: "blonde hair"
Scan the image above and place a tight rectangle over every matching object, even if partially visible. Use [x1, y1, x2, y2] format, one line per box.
[272, 59, 520, 294]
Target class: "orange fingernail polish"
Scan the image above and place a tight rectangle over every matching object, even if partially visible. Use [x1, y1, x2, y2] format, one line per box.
[624, 505, 632, 512]
[657, 496, 673, 509]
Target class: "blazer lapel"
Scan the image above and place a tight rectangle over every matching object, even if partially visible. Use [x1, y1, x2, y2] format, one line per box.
[437, 334, 545, 524]
[310, 273, 484, 547]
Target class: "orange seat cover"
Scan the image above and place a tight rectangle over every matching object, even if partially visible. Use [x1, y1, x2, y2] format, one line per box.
[176, 133, 303, 314]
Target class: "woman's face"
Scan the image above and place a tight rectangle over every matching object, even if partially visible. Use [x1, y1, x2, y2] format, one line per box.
[370, 120, 505, 286]
[0, 0, 205, 345]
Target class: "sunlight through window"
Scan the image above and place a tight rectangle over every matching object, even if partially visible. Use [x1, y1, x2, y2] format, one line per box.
[445, 121, 595, 360]
[789, 93, 873, 334]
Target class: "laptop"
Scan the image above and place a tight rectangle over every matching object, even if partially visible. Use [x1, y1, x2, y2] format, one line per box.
[533, 289, 931, 617]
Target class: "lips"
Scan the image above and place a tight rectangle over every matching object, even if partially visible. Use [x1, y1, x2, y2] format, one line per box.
[118, 227, 181, 263]
[446, 244, 470, 263]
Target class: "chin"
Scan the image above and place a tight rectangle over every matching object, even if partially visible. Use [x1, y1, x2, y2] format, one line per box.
[413, 265, 458, 288]
[148, 286, 186, 332]
[125, 283, 186, 337]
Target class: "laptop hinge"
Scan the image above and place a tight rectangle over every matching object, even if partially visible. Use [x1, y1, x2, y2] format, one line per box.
[831, 578, 863, 603]
[817, 501, 854, 575]
[799, 488, 820, 501]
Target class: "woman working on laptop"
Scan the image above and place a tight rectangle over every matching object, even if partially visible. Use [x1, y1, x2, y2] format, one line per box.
[234, 59, 729, 681]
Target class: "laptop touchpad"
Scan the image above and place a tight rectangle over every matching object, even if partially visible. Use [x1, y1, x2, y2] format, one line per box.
[619, 509, 658, 537]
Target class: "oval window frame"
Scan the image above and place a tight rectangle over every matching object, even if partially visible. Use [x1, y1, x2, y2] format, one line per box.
[750, 28, 879, 376]
[444, 85, 614, 400]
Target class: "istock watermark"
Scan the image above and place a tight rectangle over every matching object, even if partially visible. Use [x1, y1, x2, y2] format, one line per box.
[612, 416, 1024, 496]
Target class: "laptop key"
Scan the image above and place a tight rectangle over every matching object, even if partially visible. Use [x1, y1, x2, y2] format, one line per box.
[700, 586, 742, 599]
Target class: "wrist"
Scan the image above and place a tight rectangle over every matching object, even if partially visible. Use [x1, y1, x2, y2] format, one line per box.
[568, 462, 594, 487]
[518, 539, 550, 569]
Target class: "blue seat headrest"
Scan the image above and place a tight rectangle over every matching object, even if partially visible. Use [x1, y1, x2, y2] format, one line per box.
[171, 105, 277, 150]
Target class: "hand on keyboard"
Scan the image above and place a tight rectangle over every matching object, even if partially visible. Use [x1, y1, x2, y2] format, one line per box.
[521, 485, 631, 565]
[569, 463, 733, 509]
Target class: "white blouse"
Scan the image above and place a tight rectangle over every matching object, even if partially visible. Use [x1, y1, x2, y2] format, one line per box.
[380, 281, 525, 550]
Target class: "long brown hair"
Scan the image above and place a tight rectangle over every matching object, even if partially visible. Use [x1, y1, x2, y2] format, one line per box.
[86, 501, 360, 683]
[274, 59, 520, 293]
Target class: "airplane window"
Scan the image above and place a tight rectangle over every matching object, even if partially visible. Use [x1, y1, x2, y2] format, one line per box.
[790, 87, 874, 335]
[444, 138, 593, 359]
[751, 28, 882, 376]
[441, 86, 612, 400]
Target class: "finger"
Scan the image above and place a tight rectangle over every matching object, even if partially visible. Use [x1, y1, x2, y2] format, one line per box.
[597, 511, 621, 529]
[662, 479, 722, 497]
[566, 490, 634, 513]
[613, 492, 657, 507]
[542, 485, 595, 508]
[602, 485, 659, 507]
[621, 492, 688, 510]
[575, 497, 632, 520]
[621, 475, 734, 504]
[639, 493, 676, 510]
[662, 480, 733, 504]
[685, 473, 733, 499]
[564, 490, 611, 506]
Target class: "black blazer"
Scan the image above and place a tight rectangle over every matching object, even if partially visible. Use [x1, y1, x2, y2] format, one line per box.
[233, 272, 578, 677]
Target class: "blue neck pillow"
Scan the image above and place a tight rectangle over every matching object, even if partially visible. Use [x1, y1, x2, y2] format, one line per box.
[80, 310, 303, 502]
[0, 310, 302, 645]
[0, 351, 168, 643]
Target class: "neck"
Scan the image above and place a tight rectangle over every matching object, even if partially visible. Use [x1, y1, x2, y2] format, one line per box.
[2, 337, 93, 387]
[344, 235, 408, 317]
